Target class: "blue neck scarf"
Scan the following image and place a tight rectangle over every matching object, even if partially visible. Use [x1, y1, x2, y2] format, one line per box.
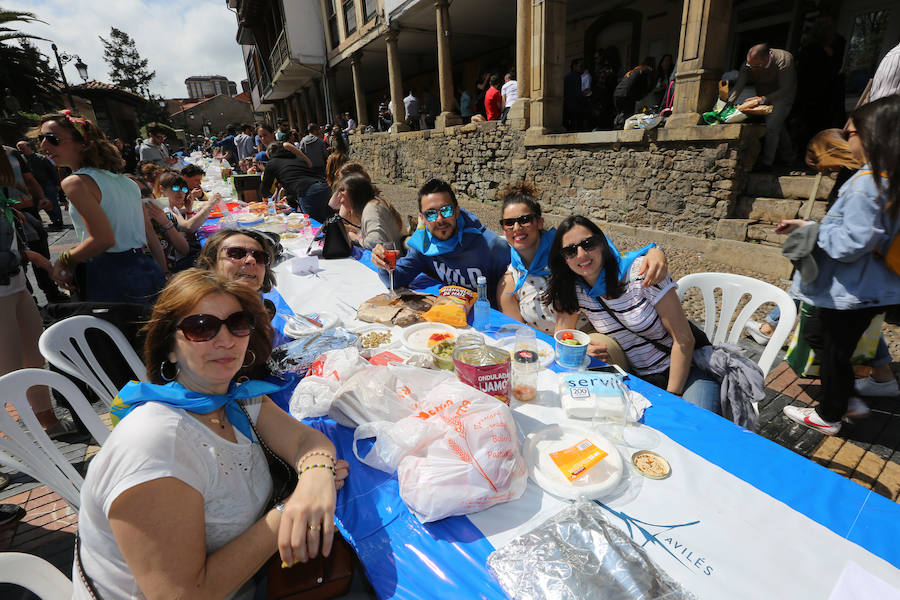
[509, 228, 555, 294]
[577, 238, 656, 298]
[406, 209, 483, 257]
[110, 379, 288, 442]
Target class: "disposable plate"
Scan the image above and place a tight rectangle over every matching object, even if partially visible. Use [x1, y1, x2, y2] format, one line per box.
[494, 336, 555, 369]
[283, 311, 340, 338]
[400, 322, 459, 353]
[524, 423, 624, 500]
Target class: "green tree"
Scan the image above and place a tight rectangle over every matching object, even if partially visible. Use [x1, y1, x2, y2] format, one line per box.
[0, 9, 60, 115]
[99, 27, 155, 95]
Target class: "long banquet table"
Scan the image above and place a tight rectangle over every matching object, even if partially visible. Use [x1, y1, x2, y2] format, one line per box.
[262, 241, 900, 599]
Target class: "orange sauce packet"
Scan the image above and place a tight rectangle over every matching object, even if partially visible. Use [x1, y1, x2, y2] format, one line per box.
[549, 439, 608, 481]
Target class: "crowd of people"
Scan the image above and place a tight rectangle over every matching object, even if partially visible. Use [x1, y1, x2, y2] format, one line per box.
[0, 30, 898, 596]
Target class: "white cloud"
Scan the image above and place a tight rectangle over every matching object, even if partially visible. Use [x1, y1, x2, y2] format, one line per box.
[3, 0, 247, 98]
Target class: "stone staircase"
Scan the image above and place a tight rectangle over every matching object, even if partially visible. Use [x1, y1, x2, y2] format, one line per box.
[716, 173, 835, 247]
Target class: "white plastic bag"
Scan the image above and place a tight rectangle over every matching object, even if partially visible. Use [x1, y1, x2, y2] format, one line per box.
[288, 347, 369, 419]
[353, 368, 528, 522]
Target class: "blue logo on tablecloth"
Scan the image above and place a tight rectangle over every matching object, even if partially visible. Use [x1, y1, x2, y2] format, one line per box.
[595, 501, 714, 576]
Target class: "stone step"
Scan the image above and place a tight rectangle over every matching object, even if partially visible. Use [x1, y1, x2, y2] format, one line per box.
[733, 196, 829, 222]
[744, 173, 834, 200]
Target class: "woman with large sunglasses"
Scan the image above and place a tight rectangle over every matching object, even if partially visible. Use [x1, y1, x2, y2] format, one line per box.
[38, 112, 165, 303]
[777, 96, 900, 436]
[544, 215, 721, 413]
[75, 270, 348, 598]
[496, 183, 668, 336]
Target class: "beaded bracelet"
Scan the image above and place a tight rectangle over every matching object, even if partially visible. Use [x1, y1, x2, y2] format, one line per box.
[296, 451, 336, 471]
[59, 250, 74, 269]
[298, 463, 336, 478]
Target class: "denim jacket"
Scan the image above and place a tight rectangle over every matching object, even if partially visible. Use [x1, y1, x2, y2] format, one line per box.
[791, 167, 900, 310]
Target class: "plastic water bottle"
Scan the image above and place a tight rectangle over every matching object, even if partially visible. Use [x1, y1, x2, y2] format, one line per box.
[474, 275, 490, 330]
[267, 197, 276, 216]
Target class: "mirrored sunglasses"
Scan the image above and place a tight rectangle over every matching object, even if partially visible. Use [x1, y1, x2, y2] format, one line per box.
[177, 311, 255, 342]
[500, 214, 537, 229]
[222, 246, 270, 265]
[560, 235, 602, 260]
[423, 205, 455, 222]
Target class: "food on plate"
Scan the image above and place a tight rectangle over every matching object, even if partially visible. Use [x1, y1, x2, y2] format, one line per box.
[632, 450, 671, 480]
[422, 285, 478, 327]
[427, 332, 454, 347]
[248, 202, 269, 214]
[357, 290, 438, 326]
[360, 330, 392, 349]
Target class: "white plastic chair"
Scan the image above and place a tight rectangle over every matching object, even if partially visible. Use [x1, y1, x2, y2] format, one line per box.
[0, 369, 110, 509]
[0, 552, 72, 599]
[676, 272, 797, 378]
[39, 315, 147, 408]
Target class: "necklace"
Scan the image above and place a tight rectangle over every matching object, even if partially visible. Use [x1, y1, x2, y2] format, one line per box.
[206, 412, 227, 429]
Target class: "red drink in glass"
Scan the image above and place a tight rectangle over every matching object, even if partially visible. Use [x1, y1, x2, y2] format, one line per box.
[384, 249, 399, 269]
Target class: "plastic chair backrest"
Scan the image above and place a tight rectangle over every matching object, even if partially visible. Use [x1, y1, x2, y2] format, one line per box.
[39, 315, 147, 408]
[676, 272, 797, 378]
[0, 369, 111, 509]
[0, 552, 72, 599]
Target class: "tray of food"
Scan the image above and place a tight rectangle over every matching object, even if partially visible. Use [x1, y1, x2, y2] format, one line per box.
[357, 290, 438, 327]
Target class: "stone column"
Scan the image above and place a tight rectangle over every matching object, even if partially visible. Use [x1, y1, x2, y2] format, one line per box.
[665, 0, 733, 129]
[527, 0, 566, 135]
[301, 87, 315, 128]
[434, 0, 461, 129]
[350, 51, 369, 130]
[314, 79, 326, 124]
[327, 70, 340, 124]
[385, 30, 410, 133]
[507, 0, 532, 130]
[286, 96, 296, 130]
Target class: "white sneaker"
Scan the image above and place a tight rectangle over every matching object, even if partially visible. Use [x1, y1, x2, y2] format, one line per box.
[783, 405, 841, 435]
[844, 397, 871, 420]
[745, 320, 772, 345]
[854, 376, 900, 397]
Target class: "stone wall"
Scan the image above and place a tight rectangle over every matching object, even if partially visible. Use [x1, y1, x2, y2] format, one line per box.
[350, 121, 761, 239]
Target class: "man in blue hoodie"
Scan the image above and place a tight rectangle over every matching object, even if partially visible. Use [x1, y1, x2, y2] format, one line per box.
[371, 178, 511, 307]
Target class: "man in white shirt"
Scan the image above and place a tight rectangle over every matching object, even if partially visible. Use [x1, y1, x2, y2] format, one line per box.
[870, 42, 900, 102]
[500, 72, 518, 123]
[403, 90, 420, 130]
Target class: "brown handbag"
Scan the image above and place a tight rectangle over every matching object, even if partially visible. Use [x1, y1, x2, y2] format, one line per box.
[265, 535, 356, 600]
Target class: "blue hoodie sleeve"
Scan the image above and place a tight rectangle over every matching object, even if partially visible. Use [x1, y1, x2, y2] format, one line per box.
[376, 248, 431, 290]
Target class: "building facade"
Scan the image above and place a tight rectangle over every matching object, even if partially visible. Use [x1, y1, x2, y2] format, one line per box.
[185, 75, 239, 99]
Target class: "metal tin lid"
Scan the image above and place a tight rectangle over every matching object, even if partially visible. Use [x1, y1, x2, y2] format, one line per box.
[631, 450, 671, 480]
[513, 349, 539, 364]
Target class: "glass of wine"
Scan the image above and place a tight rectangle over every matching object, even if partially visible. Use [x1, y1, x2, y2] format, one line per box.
[384, 242, 399, 298]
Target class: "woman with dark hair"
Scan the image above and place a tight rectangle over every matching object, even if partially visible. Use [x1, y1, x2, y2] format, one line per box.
[39, 111, 165, 303]
[334, 173, 404, 250]
[325, 128, 349, 187]
[544, 215, 720, 412]
[196, 229, 277, 295]
[75, 269, 348, 598]
[496, 183, 666, 335]
[778, 95, 900, 435]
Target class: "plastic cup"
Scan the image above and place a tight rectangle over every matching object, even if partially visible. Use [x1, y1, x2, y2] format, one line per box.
[554, 329, 590, 368]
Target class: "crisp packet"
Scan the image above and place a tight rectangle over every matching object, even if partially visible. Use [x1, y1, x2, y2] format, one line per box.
[422, 285, 478, 327]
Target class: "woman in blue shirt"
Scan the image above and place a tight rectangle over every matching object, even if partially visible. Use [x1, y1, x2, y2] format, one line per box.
[779, 96, 900, 435]
[40, 112, 165, 304]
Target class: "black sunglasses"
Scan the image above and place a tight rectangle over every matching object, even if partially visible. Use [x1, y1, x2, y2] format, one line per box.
[177, 311, 255, 342]
[222, 246, 270, 265]
[38, 133, 61, 146]
[500, 214, 537, 229]
[423, 205, 455, 222]
[560, 235, 603, 260]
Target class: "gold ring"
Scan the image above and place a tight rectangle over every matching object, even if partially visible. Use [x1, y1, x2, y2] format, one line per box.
[308, 524, 321, 531]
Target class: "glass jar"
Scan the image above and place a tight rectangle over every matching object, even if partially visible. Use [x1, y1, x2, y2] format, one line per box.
[452, 334, 511, 404]
[511, 349, 539, 402]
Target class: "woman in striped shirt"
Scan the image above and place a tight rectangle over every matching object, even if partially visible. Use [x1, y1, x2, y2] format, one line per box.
[545, 215, 721, 413]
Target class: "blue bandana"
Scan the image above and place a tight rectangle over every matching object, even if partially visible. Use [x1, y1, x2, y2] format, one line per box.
[110, 379, 288, 442]
[577, 238, 656, 297]
[406, 209, 483, 257]
[509, 228, 555, 294]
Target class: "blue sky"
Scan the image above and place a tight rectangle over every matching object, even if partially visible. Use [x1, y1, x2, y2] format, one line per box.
[4, 0, 247, 98]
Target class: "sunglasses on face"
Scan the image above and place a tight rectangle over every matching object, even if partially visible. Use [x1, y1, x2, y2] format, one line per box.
[169, 186, 188, 193]
[222, 246, 270, 265]
[560, 235, 603, 260]
[500, 214, 537, 229]
[422, 205, 455, 222]
[38, 133, 62, 146]
[177, 311, 255, 342]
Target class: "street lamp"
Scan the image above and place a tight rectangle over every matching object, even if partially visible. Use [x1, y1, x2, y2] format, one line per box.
[51, 43, 88, 109]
